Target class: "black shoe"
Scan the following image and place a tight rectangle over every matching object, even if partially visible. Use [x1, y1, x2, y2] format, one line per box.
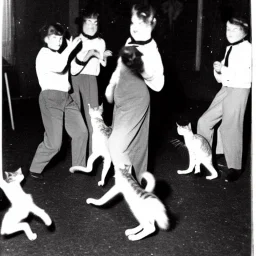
[30, 172, 44, 180]
[216, 155, 227, 168]
[225, 168, 242, 182]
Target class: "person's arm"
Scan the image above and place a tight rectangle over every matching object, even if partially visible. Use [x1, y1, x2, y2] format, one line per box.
[71, 49, 100, 75]
[213, 60, 224, 83]
[105, 58, 122, 103]
[138, 45, 165, 92]
[220, 46, 251, 86]
[47, 37, 81, 73]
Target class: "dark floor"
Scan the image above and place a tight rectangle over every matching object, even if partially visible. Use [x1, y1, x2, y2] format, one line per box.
[0, 81, 251, 256]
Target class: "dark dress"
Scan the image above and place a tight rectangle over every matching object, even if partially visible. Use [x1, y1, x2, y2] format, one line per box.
[108, 65, 150, 183]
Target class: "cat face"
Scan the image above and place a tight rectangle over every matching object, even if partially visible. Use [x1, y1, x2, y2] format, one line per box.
[4, 168, 24, 183]
[118, 164, 132, 174]
[88, 103, 103, 118]
[119, 46, 144, 74]
[176, 123, 192, 135]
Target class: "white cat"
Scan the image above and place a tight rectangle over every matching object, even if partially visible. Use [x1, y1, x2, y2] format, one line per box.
[70, 104, 112, 186]
[176, 123, 218, 180]
[86, 164, 169, 241]
[0, 168, 52, 241]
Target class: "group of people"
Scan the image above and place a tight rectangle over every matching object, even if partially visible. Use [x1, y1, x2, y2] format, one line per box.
[29, 3, 251, 184]
[29, 4, 164, 184]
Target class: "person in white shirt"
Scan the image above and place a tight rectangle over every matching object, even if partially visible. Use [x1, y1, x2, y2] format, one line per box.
[197, 15, 251, 182]
[71, 8, 112, 156]
[30, 23, 88, 179]
[105, 4, 165, 183]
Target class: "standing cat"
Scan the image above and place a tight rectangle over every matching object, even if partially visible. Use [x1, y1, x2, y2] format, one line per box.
[70, 104, 112, 186]
[176, 123, 218, 180]
[86, 164, 169, 241]
[0, 168, 52, 241]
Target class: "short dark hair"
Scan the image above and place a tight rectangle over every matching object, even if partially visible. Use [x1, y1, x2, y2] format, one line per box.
[228, 16, 250, 35]
[39, 23, 64, 42]
[75, 6, 100, 32]
[131, 4, 156, 29]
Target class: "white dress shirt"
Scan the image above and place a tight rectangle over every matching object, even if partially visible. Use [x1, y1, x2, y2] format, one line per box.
[214, 40, 252, 88]
[71, 35, 106, 76]
[36, 47, 71, 92]
[109, 38, 165, 92]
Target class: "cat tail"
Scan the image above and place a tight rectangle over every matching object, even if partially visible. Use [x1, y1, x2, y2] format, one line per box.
[154, 202, 170, 231]
[141, 172, 155, 193]
[69, 166, 91, 173]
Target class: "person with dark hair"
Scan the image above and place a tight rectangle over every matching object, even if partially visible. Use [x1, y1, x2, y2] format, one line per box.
[105, 4, 165, 184]
[71, 7, 112, 157]
[29, 23, 88, 179]
[197, 14, 251, 182]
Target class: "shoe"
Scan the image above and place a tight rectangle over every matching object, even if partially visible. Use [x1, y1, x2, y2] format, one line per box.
[30, 172, 44, 180]
[225, 168, 242, 182]
[216, 155, 227, 168]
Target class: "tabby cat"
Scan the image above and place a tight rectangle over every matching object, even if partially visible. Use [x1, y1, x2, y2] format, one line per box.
[86, 164, 169, 241]
[176, 123, 218, 180]
[70, 104, 112, 186]
[0, 168, 52, 240]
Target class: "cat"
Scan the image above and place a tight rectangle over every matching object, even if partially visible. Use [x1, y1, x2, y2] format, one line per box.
[70, 104, 113, 186]
[86, 164, 169, 241]
[176, 123, 218, 180]
[0, 168, 52, 241]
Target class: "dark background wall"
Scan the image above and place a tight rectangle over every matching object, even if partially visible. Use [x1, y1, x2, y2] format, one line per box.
[6, 0, 251, 101]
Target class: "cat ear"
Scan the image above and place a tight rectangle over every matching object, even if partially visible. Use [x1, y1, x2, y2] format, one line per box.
[188, 123, 191, 129]
[176, 122, 179, 127]
[99, 103, 103, 110]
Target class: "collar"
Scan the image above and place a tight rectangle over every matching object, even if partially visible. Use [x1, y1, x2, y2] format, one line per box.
[128, 37, 153, 45]
[229, 36, 248, 46]
[81, 31, 99, 40]
[46, 46, 57, 53]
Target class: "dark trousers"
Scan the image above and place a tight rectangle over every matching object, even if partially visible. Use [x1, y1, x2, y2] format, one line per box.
[197, 86, 250, 169]
[30, 90, 88, 173]
[71, 74, 99, 156]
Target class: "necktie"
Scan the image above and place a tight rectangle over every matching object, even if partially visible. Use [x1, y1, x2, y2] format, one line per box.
[224, 46, 232, 67]
[224, 36, 247, 67]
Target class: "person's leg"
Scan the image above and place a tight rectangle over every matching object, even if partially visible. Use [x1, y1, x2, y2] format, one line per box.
[65, 95, 88, 167]
[197, 86, 227, 146]
[80, 75, 99, 156]
[30, 91, 64, 174]
[71, 75, 83, 110]
[220, 88, 250, 170]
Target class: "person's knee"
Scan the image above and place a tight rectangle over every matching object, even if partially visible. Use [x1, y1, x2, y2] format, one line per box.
[48, 138, 62, 153]
[197, 116, 205, 133]
[75, 128, 88, 140]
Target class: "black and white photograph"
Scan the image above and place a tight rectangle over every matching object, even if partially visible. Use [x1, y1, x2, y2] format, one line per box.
[1, 0, 254, 255]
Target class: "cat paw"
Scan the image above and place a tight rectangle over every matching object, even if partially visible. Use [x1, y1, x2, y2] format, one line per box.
[98, 180, 104, 186]
[69, 167, 75, 173]
[206, 174, 218, 180]
[29, 233, 37, 241]
[125, 229, 134, 236]
[127, 234, 140, 241]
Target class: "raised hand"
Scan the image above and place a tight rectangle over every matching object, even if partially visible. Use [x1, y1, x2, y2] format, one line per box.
[103, 50, 113, 59]
[213, 61, 223, 73]
[66, 36, 82, 50]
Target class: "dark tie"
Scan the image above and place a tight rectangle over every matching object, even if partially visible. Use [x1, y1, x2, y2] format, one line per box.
[224, 46, 232, 67]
